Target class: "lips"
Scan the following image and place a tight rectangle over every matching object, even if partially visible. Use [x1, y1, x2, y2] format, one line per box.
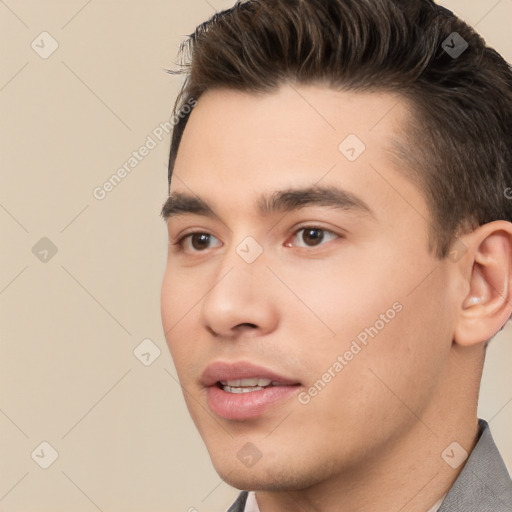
[201, 361, 301, 420]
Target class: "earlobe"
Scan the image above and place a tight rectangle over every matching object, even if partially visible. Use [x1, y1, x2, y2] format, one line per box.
[453, 221, 512, 347]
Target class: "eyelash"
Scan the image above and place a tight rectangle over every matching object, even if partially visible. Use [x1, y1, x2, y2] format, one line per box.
[173, 226, 341, 253]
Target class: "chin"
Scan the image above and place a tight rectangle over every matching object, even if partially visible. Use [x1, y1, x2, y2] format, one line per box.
[218, 470, 304, 492]
[209, 452, 333, 492]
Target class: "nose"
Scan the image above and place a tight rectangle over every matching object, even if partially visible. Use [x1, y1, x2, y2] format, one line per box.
[200, 249, 279, 339]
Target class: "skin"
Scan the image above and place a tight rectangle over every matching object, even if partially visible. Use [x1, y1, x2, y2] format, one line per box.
[161, 85, 512, 512]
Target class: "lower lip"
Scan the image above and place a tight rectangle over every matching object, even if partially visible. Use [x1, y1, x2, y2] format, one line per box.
[206, 384, 300, 420]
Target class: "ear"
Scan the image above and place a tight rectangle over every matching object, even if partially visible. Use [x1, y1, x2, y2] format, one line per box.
[453, 221, 512, 347]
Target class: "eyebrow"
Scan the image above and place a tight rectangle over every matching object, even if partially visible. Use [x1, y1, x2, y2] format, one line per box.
[161, 185, 375, 221]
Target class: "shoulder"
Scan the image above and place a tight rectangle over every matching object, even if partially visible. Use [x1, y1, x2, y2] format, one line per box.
[439, 419, 512, 511]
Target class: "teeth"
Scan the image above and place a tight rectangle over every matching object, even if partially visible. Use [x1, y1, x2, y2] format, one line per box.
[220, 378, 273, 387]
[219, 378, 275, 393]
[223, 385, 265, 394]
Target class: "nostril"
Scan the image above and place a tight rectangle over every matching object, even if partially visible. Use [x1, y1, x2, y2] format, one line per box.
[237, 323, 258, 329]
[206, 323, 259, 338]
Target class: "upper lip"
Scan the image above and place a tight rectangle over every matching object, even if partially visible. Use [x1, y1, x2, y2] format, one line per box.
[201, 361, 300, 387]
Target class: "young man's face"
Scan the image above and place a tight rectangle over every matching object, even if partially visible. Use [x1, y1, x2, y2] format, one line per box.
[161, 85, 461, 490]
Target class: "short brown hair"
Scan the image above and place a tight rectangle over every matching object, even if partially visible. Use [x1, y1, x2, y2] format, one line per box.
[167, 0, 512, 259]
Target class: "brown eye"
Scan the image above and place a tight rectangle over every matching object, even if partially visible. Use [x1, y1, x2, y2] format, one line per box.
[177, 232, 222, 252]
[190, 233, 212, 251]
[302, 228, 324, 246]
[288, 227, 338, 248]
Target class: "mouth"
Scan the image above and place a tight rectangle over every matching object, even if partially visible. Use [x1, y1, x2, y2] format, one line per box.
[201, 361, 302, 420]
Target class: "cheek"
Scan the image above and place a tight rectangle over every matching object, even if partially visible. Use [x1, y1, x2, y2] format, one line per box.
[160, 265, 200, 365]
[160, 267, 177, 337]
[289, 301, 448, 458]
[286, 247, 451, 393]
[337, 271, 453, 419]
[277, 251, 400, 340]
[161, 259, 207, 325]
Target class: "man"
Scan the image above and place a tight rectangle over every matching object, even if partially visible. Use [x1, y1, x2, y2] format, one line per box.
[160, 0, 512, 510]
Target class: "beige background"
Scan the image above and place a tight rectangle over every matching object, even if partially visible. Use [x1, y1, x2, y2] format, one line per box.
[0, 1, 511, 510]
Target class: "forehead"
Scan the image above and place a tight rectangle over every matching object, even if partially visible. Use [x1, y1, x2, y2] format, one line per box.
[171, 85, 427, 223]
